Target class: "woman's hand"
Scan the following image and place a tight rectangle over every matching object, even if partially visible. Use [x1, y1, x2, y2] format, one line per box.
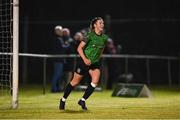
[83, 58, 91, 66]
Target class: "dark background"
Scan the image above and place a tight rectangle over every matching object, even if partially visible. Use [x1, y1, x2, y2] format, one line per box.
[19, 0, 180, 86]
[20, 0, 180, 55]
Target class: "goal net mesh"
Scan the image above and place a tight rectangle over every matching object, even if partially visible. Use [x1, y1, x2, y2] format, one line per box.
[0, 0, 13, 97]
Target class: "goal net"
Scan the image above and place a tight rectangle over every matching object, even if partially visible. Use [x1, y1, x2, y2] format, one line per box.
[0, 0, 13, 95]
[0, 0, 19, 109]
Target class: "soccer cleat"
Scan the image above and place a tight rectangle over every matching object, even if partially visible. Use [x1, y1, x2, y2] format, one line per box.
[59, 99, 65, 110]
[78, 100, 88, 110]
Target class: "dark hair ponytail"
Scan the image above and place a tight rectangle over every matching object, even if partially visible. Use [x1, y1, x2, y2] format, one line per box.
[90, 17, 103, 31]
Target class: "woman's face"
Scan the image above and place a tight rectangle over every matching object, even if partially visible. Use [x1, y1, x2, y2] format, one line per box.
[94, 19, 104, 32]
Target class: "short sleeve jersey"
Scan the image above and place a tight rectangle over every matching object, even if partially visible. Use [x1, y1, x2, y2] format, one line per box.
[83, 31, 108, 64]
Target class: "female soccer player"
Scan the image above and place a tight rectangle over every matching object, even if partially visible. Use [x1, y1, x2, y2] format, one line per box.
[59, 17, 108, 110]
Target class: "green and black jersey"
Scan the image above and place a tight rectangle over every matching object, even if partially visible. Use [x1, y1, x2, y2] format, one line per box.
[83, 31, 108, 64]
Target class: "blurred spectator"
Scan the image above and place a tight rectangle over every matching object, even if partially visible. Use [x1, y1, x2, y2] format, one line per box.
[62, 28, 75, 84]
[73, 32, 84, 53]
[80, 27, 90, 36]
[105, 38, 117, 54]
[62, 28, 74, 53]
[51, 25, 66, 93]
[104, 37, 119, 89]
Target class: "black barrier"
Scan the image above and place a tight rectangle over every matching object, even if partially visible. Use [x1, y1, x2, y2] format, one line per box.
[112, 83, 152, 97]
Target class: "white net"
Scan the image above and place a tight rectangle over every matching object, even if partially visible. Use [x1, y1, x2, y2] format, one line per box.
[0, 0, 13, 96]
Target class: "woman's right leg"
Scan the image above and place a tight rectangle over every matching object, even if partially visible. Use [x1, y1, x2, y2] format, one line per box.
[59, 72, 83, 110]
[63, 72, 83, 99]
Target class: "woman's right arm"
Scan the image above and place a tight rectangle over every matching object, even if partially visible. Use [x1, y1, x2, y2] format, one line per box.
[77, 41, 91, 66]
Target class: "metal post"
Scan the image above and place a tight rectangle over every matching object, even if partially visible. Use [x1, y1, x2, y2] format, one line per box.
[167, 59, 172, 87]
[179, 55, 180, 87]
[125, 58, 128, 74]
[22, 16, 29, 84]
[105, 14, 111, 36]
[146, 59, 151, 85]
[43, 58, 47, 94]
[101, 58, 106, 90]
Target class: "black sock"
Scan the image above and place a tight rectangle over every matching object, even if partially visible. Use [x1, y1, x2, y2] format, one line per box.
[63, 83, 74, 99]
[82, 84, 95, 100]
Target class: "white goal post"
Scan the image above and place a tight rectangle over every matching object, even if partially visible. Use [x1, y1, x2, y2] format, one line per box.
[12, 0, 19, 109]
[0, 0, 19, 109]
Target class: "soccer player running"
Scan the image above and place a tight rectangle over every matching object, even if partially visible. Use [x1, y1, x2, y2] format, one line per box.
[59, 17, 108, 110]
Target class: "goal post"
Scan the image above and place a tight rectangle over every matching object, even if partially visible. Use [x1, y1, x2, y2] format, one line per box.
[0, 0, 19, 109]
[12, 0, 19, 109]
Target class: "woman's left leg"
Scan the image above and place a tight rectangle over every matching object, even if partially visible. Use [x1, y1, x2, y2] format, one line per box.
[78, 69, 101, 110]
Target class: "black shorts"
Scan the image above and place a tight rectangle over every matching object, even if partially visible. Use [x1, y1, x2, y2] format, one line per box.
[74, 58, 100, 75]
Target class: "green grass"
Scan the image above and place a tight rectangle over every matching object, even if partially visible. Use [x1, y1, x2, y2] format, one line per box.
[1, 85, 180, 119]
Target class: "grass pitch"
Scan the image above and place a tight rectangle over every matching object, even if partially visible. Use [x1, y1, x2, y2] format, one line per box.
[0, 85, 180, 119]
